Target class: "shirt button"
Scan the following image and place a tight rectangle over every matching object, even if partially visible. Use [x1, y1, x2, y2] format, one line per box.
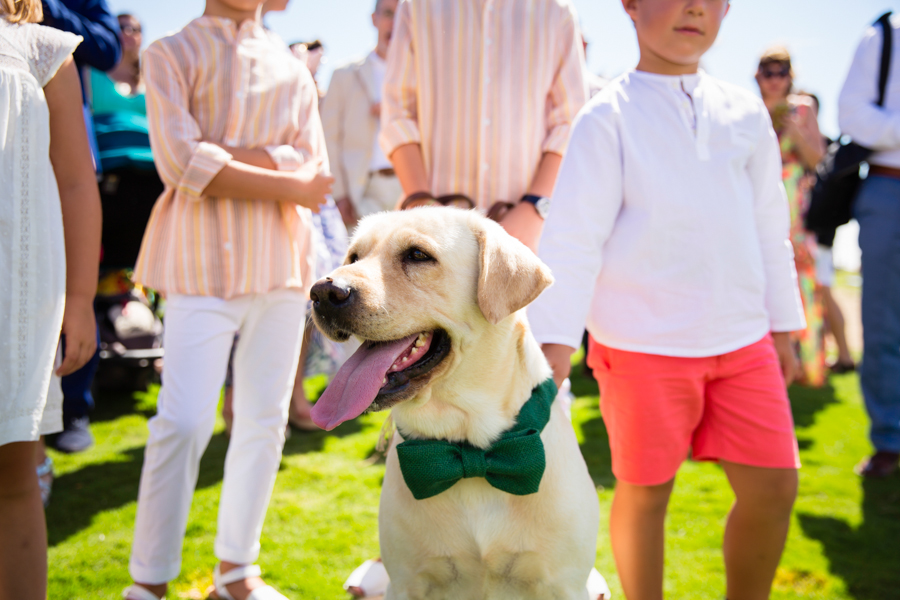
[482, 162, 490, 171]
[483, 118, 491, 126]
[486, 38, 492, 45]
[224, 242, 233, 251]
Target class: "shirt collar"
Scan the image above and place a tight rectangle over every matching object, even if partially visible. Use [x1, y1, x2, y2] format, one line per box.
[629, 68, 704, 93]
[193, 15, 265, 40]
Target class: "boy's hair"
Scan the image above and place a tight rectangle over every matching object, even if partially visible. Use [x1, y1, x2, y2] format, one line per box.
[1, 0, 43, 23]
[758, 44, 795, 78]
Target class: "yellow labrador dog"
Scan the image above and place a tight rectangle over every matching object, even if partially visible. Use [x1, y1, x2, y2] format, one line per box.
[309, 208, 600, 600]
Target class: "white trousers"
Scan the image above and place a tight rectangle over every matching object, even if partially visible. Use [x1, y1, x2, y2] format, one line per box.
[129, 289, 306, 584]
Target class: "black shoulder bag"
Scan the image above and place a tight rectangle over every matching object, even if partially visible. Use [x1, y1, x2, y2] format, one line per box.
[805, 11, 893, 247]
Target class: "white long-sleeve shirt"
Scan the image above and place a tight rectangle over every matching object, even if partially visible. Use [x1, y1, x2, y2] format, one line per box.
[528, 70, 806, 357]
[839, 14, 900, 167]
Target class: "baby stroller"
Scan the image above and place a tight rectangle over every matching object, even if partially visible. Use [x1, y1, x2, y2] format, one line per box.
[93, 112, 164, 392]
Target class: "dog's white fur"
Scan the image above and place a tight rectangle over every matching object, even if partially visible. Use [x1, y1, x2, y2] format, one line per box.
[322, 208, 599, 600]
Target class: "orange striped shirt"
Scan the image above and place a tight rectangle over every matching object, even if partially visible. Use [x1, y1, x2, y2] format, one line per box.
[133, 17, 325, 299]
[380, 0, 588, 210]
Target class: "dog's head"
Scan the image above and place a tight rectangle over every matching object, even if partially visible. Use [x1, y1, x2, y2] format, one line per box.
[309, 208, 553, 432]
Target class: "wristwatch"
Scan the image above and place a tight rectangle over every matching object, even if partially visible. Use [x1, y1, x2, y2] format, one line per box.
[521, 194, 551, 219]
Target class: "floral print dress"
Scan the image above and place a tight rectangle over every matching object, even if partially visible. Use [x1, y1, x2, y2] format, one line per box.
[779, 133, 826, 387]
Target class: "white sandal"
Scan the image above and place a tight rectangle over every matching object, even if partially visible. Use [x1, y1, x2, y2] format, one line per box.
[343, 559, 389, 598]
[212, 564, 289, 600]
[123, 584, 165, 600]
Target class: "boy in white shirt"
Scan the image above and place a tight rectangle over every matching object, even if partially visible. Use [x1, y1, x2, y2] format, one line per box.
[528, 1, 806, 599]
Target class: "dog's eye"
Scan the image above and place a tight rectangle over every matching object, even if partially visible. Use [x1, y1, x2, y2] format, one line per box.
[348, 253, 359, 264]
[405, 248, 433, 263]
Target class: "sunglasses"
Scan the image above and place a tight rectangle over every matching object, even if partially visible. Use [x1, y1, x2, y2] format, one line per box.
[760, 66, 790, 80]
[120, 24, 141, 35]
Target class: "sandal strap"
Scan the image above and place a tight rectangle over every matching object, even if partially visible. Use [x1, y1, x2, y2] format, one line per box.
[123, 584, 164, 600]
[217, 564, 263, 587]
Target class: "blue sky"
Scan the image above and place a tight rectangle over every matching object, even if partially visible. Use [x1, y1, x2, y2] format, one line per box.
[109, 0, 900, 139]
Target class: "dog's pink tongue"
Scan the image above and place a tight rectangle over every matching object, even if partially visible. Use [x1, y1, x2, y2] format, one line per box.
[311, 334, 418, 430]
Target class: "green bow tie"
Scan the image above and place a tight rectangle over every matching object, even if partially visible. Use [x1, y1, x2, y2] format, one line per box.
[395, 379, 557, 500]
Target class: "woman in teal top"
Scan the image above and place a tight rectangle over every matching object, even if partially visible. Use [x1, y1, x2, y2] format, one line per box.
[89, 13, 145, 116]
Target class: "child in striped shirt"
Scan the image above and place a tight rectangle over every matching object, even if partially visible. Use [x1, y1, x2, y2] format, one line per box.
[125, 1, 333, 599]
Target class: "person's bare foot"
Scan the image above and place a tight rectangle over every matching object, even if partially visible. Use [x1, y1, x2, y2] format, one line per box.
[207, 562, 266, 600]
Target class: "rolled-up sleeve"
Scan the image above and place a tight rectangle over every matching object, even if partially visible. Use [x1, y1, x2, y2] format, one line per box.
[838, 24, 900, 151]
[541, 9, 588, 155]
[529, 108, 622, 349]
[142, 43, 232, 198]
[379, 0, 422, 157]
[748, 108, 806, 333]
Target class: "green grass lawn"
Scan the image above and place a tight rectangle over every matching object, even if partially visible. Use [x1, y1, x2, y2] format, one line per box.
[46, 366, 900, 599]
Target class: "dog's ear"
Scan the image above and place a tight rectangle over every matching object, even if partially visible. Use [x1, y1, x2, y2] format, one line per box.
[473, 217, 554, 325]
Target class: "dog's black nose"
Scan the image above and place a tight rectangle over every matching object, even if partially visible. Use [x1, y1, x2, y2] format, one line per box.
[310, 277, 352, 309]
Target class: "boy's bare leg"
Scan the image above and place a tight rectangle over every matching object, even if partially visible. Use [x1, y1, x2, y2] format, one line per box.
[721, 461, 797, 600]
[0, 442, 47, 600]
[609, 478, 675, 600]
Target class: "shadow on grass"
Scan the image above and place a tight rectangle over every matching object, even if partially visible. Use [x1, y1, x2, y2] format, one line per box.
[47, 432, 230, 547]
[798, 476, 900, 599]
[569, 370, 616, 490]
[788, 382, 839, 430]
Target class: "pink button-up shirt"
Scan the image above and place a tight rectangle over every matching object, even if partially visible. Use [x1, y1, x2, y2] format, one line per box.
[134, 17, 324, 299]
[380, 0, 588, 210]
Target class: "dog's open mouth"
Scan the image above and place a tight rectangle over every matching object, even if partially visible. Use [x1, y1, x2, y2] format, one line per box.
[310, 330, 451, 431]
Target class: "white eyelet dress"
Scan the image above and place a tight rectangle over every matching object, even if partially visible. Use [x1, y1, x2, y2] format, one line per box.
[0, 19, 81, 445]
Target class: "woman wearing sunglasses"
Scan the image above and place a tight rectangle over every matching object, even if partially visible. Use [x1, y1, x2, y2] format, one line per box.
[88, 13, 145, 116]
[755, 45, 827, 388]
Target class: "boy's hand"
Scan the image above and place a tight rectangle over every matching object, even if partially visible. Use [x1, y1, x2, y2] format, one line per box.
[771, 332, 798, 387]
[57, 295, 97, 377]
[288, 158, 334, 212]
[500, 202, 544, 253]
[541, 343, 575, 389]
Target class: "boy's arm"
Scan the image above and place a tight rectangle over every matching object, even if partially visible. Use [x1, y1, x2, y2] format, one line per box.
[527, 109, 623, 381]
[748, 107, 807, 335]
[839, 25, 900, 151]
[503, 8, 587, 250]
[45, 58, 102, 376]
[381, 0, 426, 200]
[143, 44, 330, 210]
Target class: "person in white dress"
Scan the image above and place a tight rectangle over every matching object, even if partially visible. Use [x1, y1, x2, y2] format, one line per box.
[0, 0, 102, 597]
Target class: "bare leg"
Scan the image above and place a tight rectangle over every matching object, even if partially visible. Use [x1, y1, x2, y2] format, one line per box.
[822, 287, 853, 366]
[609, 478, 675, 600]
[289, 328, 316, 429]
[721, 461, 797, 600]
[0, 441, 47, 600]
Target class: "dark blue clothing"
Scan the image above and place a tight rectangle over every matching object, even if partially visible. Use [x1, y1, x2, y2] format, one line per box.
[855, 175, 900, 454]
[41, 0, 120, 172]
[41, 0, 121, 72]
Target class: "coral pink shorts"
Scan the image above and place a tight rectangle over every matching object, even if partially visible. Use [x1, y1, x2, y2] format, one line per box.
[587, 335, 800, 486]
